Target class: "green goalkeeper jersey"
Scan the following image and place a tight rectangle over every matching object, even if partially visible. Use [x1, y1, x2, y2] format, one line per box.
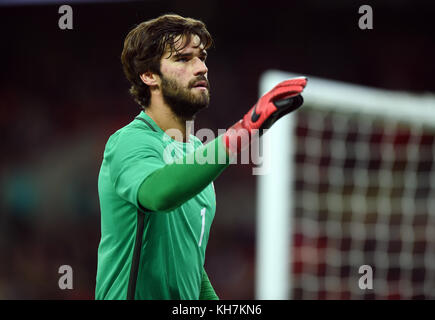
[95, 111, 216, 300]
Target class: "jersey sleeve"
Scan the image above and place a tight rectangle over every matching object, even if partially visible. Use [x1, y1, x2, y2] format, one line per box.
[199, 268, 219, 300]
[137, 135, 230, 212]
[107, 128, 165, 210]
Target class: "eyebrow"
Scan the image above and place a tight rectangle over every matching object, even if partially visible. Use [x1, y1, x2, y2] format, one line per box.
[172, 50, 208, 60]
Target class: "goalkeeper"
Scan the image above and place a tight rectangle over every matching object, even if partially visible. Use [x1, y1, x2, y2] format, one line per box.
[95, 14, 307, 300]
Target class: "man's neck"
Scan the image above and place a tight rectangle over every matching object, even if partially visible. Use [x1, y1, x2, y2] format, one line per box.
[144, 101, 192, 143]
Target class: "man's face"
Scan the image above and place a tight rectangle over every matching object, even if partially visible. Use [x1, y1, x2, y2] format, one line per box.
[158, 34, 210, 119]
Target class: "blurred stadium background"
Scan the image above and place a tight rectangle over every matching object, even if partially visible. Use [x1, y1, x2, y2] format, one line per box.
[0, 0, 434, 299]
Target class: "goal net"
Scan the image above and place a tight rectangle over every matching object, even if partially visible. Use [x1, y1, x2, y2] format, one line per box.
[256, 70, 435, 299]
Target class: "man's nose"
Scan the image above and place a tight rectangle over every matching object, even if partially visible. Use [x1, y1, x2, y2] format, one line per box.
[193, 58, 208, 76]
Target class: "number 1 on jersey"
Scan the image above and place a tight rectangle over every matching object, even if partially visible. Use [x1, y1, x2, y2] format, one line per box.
[198, 208, 206, 247]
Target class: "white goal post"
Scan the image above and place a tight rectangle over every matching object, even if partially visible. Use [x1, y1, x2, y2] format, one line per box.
[256, 70, 435, 299]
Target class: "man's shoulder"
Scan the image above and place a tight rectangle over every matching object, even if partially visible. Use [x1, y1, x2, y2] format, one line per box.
[105, 118, 163, 151]
[190, 134, 204, 148]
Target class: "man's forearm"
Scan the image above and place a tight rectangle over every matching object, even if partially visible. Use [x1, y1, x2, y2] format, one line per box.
[137, 135, 230, 212]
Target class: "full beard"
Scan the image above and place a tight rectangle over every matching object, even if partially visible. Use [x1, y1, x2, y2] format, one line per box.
[160, 75, 210, 120]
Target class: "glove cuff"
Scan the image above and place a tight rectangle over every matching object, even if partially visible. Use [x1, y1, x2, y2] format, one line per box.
[222, 119, 260, 155]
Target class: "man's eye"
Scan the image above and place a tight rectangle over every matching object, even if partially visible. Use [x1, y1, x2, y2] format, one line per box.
[177, 57, 189, 62]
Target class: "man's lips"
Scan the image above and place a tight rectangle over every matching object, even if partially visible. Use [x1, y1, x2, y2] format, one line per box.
[192, 80, 208, 88]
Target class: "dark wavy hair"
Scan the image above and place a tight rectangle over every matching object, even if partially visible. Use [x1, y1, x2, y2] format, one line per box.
[121, 14, 213, 109]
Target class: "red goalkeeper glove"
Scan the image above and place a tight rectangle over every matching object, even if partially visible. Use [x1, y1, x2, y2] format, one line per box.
[223, 77, 307, 154]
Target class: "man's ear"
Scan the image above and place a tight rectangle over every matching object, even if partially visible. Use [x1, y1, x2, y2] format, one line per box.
[140, 71, 159, 87]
